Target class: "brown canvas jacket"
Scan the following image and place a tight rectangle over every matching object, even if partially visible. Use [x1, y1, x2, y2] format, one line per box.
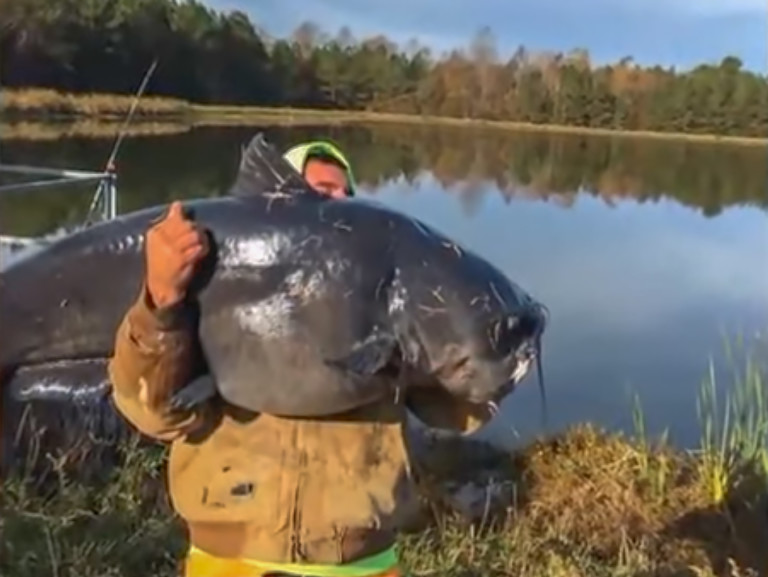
[108, 286, 492, 565]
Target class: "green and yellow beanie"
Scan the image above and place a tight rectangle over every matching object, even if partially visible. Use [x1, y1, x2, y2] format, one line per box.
[283, 140, 357, 197]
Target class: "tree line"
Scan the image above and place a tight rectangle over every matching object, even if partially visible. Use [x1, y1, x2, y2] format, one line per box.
[2, 124, 765, 236]
[1, 0, 767, 137]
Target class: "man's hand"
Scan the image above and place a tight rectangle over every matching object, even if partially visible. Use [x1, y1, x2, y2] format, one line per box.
[145, 201, 209, 309]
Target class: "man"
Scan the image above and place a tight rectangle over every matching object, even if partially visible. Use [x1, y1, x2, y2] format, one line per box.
[107, 141, 493, 577]
[283, 140, 357, 199]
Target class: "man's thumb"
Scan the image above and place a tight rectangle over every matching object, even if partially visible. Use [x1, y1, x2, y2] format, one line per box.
[167, 201, 183, 220]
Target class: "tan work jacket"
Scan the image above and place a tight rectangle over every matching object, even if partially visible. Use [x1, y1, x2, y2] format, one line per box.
[108, 288, 491, 564]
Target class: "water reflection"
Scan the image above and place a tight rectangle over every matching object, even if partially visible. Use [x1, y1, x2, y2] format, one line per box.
[2, 124, 766, 237]
[1, 124, 766, 449]
[380, 175, 768, 447]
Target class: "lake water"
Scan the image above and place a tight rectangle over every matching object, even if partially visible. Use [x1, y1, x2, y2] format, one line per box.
[1, 124, 767, 450]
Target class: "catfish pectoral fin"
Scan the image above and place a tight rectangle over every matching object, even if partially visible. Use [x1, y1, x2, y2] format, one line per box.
[168, 374, 218, 412]
[324, 332, 398, 377]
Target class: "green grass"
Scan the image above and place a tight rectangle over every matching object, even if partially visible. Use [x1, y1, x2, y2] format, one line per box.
[695, 352, 768, 506]
[2, 338, 767, 577]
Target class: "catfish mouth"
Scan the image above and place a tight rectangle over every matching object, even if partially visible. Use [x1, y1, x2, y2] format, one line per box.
[464, 344, 539, 411]
[474, 300, 549, 409]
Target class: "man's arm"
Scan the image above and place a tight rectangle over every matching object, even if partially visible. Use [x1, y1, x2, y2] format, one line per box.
[108, 285, 211, 442]
[109, 200, 213, 442]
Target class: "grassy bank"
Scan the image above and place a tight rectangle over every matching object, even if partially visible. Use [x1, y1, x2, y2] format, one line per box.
[2, 345, 767, 577]
[3, 88, 767, 146]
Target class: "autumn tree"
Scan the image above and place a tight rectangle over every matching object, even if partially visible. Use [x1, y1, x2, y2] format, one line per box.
[1, 0, 765, 136]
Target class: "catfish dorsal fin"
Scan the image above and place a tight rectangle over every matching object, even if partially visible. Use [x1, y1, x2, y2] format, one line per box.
[230, 132, 316, 198]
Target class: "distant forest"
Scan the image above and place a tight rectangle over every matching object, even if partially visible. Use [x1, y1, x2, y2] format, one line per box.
[1, 0, 767, 136]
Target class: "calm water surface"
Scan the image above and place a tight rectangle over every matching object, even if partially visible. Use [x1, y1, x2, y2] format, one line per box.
[2, 124, 767, 449]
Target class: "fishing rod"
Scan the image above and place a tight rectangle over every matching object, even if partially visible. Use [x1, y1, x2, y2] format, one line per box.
[0, 59, 160, 204]
[83, 58, 160, 226]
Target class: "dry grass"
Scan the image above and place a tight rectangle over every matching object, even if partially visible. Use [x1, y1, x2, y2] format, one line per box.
[2, 88, 190, 118]
[2, 88, 766, 146]
[404, 422, 768, 577]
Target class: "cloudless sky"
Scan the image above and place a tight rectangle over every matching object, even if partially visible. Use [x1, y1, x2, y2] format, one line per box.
[208, 0, 767, 72]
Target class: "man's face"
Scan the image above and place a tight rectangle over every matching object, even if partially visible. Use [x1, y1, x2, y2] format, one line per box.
[303, 158, 349, 199]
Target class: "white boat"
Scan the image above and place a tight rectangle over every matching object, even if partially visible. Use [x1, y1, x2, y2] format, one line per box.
[0, 163, 119, 269]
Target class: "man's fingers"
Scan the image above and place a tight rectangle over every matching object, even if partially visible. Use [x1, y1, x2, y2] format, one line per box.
[180, 243, 206, 264]
[161, 216, 196, 240]
[173, 229, 205, 252]
[196, 233, 210, 257]
[177, 263, 195, 286]
[151, 224, 208, 267]
[150, 215, 187, 243]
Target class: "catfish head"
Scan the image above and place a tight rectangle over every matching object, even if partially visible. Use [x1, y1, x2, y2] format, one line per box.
[387, 240, 550, 417]
[312, 201, 550, 419]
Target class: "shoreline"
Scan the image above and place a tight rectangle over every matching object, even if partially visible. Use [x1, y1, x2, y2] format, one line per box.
[191, 107, 768, 146]
[2, 88, 766, 146]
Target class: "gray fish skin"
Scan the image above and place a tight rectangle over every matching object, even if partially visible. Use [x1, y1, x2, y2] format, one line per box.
[0, 195, 400, 419]
[0, 134, 548, 427]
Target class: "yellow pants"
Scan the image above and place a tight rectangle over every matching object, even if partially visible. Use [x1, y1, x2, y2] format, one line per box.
[183, 544, 404, 577]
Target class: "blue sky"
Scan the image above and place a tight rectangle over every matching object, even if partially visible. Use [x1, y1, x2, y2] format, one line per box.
[208, 0, 767, 72]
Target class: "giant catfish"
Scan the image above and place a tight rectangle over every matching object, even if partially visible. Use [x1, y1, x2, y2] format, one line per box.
[0, 133, 548, 472]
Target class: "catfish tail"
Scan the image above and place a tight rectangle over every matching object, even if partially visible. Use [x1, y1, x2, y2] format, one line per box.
[0, 360, 135, 484]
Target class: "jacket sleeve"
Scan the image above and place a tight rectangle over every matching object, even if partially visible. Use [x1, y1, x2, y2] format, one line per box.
[405, 388, 494, 435]
[108, 285, 212, 442]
